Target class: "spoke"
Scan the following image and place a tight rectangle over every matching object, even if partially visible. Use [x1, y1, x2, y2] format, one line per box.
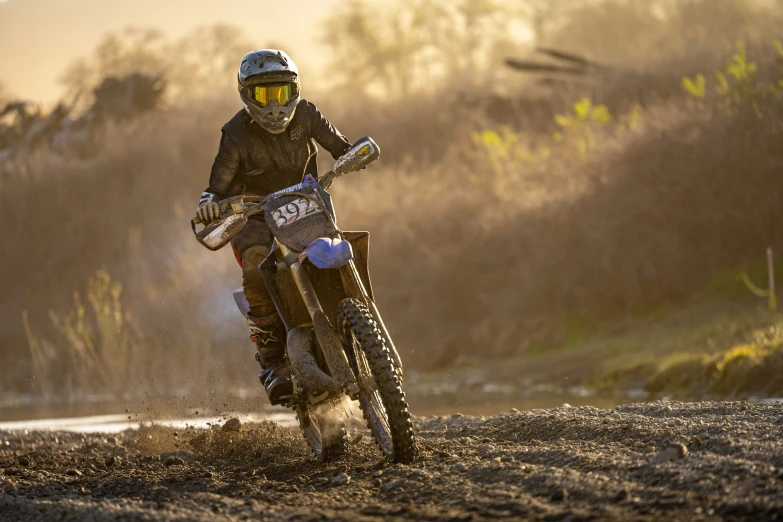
[341, 317, 395, 457]
[352, 332, 394, 454]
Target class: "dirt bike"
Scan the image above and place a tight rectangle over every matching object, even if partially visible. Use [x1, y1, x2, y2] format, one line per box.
[191, 137, 417, 463]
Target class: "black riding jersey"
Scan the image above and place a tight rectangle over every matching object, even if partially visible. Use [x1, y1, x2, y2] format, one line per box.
[205, 99, 351, 199]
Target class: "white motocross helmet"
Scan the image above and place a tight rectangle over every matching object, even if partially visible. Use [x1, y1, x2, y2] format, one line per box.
[237, 49, 301, 134]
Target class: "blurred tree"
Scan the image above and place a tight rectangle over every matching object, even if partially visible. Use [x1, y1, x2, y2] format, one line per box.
[663, 0, 780, 44]
[321, 0, 426, 98]
[58, 24, 254, 111]
[422, 0, 521, 88]
[540, 1, 664, 63]
[322, 0, 526, 100]
[0, 80, 11, 106]
[538, 0, 782, 64]
[164, 24, 254, 100]
[514, 0, 588, 44]
[60, 27, 167, 110]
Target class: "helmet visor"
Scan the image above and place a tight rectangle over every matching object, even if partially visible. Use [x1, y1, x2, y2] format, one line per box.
[251, 83, 295, 106]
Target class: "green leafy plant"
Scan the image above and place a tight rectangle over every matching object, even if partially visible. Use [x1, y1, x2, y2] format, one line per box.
[717, 41, 760, 113]
[682, 73, 706, 99]
[553, 98, 612, 157]
[469, 128, 552, 197]
[471, 128, 539, 174]
[623, 104, 645, 130]
[681, 41, 783, 116]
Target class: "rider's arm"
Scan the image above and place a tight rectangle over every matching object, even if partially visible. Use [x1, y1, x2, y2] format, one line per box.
[205, 131, 241, 198]
[197, 130, 241, 223]
[306, 101, 351, 160]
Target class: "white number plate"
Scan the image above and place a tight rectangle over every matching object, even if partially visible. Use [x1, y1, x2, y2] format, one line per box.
[270, 197, 322, 228]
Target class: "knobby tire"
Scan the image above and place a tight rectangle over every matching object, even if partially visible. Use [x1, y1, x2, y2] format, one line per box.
[337, 298, 417, 464]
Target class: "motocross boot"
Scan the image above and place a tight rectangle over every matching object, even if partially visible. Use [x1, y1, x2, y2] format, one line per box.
[247, 313, 293, 405]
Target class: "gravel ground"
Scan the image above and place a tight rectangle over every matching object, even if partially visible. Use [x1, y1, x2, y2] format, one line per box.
[1, 400, 782, 521]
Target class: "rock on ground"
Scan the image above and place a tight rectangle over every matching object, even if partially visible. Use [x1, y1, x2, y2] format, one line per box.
[1, 401, 782, 521]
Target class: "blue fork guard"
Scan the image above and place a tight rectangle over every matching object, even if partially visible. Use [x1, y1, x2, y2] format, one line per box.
[302, 237, 354, 269]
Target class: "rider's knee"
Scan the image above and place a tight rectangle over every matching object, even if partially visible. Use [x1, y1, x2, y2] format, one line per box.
[241, 245, 271, 273]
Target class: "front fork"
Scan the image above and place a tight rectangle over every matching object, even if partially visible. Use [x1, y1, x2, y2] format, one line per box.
[338, 257, 404, 373]
[278, 243, 357, 393]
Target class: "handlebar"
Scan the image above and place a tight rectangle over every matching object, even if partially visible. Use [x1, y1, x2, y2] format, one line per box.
[191, 194, 266, 226]
[191, 135, 380, 250]
[190, 191, 323, 251]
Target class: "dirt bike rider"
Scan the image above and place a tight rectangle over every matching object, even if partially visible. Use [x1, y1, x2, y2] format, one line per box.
[196, 49, 353, 405]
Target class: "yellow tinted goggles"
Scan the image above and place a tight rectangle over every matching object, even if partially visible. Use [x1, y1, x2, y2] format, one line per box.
[252, 83, 294, 106]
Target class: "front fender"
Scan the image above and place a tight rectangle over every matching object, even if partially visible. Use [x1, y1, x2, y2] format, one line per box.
[342, 231, 373, 301]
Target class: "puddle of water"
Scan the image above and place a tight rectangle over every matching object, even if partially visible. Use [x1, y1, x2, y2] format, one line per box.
[0, 384, 631, 434]
[0, 412, 298, 434]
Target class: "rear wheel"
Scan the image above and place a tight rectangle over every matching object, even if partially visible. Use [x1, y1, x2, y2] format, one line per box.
[336, 298, 417, 464]
[295, 399, 347, 462]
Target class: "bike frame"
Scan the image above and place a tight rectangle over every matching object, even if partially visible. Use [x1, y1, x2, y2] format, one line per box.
[259, 192, 381, 398]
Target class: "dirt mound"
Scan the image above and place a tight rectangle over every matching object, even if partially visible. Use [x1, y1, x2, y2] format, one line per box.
[1, 401, 782, 521]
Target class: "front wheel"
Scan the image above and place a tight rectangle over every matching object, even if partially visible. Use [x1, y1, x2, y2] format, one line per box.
[336, 298, 417, 464]
[295, 399, 347, 462]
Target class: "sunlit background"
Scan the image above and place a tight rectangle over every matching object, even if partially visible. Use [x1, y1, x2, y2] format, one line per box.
[0, 0, 339, 103]
[3, 0, 783, 416]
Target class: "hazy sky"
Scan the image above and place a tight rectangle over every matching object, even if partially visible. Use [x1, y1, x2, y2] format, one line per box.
[0, 0, 336, 104]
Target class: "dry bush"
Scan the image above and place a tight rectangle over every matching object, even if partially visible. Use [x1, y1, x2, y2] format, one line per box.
[333, 38, 783, 368]
[0, 101, 253, 398]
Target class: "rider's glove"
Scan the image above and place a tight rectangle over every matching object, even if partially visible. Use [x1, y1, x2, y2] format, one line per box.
[197, 191, 222, 224]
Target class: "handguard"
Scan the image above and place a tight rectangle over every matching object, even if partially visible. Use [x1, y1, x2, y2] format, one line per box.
[319, 136, 380, 190]
[191, 195, 265, 251]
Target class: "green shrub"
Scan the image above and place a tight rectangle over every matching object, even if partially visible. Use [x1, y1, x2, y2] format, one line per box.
[646, 340, 783, 398]
[553, 98, 612, 158]
[682, 40, 783, 115]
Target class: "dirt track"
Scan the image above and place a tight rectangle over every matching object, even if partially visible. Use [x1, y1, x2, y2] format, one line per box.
[1, 400, 782, 521]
